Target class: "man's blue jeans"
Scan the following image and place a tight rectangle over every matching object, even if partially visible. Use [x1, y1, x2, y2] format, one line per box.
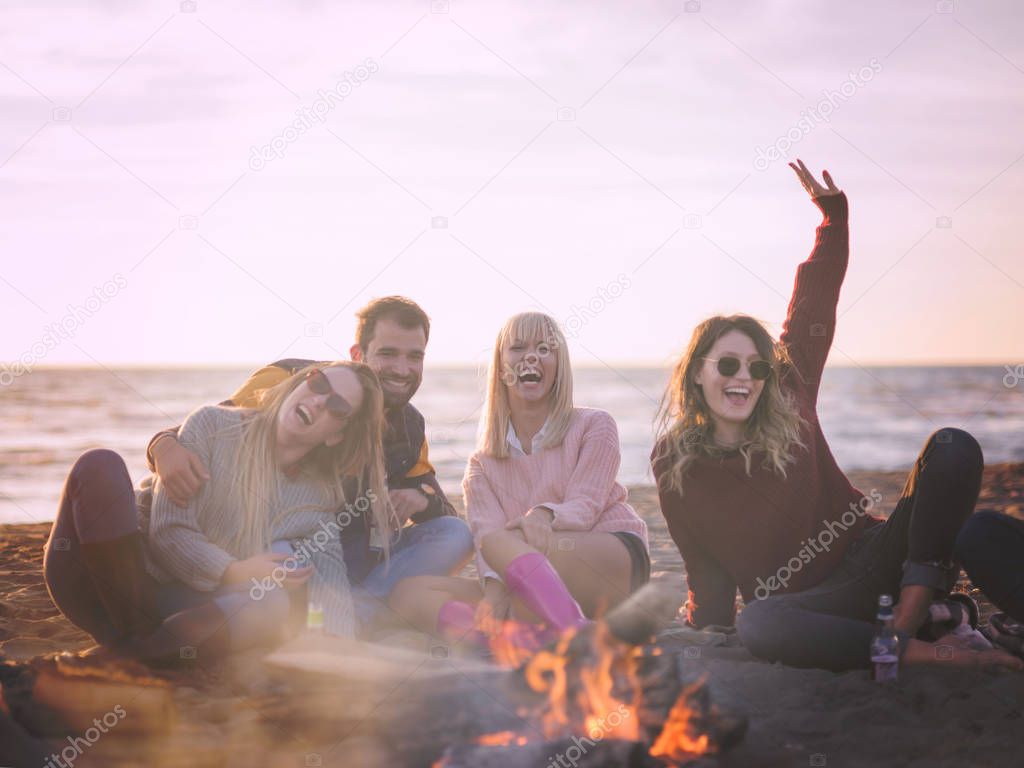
[342, 515, 474, 631]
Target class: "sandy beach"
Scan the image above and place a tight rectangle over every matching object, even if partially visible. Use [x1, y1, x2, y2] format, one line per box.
[2, 466, 1023, 767]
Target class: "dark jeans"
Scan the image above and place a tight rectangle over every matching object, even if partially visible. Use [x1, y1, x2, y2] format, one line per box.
[955, 510, 1024, 622]
[736, 428, 983, 671]
[44, 449, 290, 652]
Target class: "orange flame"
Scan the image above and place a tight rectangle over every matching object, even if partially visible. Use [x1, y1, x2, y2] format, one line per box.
[649, 678, 712, 762]
[475, 730, 529, 747]
[519, 623, 642, 742]
[478, 618, 714, 764]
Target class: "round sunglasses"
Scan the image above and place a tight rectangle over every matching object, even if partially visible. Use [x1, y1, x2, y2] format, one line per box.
[703, 356, 772, 381]
[305, 369, 355, 419]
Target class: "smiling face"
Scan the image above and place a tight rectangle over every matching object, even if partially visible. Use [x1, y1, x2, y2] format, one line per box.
[693, 329, 768, 431]
[501, 333, 558, 409]
[277, 366, 365, 451]
[351, 317, 426, 410]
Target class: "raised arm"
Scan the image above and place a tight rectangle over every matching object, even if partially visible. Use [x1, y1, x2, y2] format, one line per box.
[779, 160, 848, 401]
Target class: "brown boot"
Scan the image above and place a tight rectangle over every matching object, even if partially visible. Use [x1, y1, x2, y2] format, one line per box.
[127, 601, 233, 665]
[79, 533, 162, 642]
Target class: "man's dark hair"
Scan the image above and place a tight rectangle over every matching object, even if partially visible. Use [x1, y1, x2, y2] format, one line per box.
[355, 296, 431, 351]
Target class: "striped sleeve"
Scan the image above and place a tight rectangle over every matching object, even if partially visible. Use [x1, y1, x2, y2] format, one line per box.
[148, 406, 236, 591]
[304, 525, 356, 638]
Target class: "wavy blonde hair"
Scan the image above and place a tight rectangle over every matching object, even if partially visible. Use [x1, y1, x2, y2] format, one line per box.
[654, 315, 807, 495]
[479, 312, 574, 458]
[225, 362, 395, 558]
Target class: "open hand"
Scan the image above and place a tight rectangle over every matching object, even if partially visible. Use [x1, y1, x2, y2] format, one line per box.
[789, 158, 841, 199]
[153, 437, 210, 507]
[222, 552, 312, 589]
[389, 488, 428, 526]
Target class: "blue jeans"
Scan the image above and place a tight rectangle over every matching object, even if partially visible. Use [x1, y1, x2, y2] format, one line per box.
[955, 510, 1024, 621]
[736, 428, 983, 671]
[342, 515, 473, 630]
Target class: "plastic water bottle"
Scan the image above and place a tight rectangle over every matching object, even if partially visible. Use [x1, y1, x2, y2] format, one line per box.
[870, 594, 899, 682]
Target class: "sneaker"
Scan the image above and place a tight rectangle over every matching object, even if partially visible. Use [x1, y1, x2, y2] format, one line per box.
[916, 593, 979, 642]
[981, 613, 1024, 659]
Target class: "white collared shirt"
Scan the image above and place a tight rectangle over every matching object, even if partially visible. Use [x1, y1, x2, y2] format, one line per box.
[507, 419, 549, 456]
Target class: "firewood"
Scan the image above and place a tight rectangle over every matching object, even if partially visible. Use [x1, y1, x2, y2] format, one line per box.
[437, 737, 662, 768]
[605, 574, 686, 646]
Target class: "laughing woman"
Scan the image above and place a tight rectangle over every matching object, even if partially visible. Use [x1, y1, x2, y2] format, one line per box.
[390, 312, 649, 647]
[652, 160, 1021, 672]
[44, 362, 392, 661]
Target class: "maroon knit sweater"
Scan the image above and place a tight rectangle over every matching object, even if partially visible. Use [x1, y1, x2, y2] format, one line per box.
[653, 193, 881, 628]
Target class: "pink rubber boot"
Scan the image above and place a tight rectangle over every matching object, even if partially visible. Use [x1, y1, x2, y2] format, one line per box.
[437, 600, 552, 655]
[504, 552, 587, 631]
[437, 600, 488, 648]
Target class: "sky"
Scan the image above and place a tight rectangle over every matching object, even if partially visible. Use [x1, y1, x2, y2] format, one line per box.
[1, 0, 1023, 370]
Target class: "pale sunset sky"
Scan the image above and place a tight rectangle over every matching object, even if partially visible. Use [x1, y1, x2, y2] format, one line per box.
[1, 0, 1022, 368]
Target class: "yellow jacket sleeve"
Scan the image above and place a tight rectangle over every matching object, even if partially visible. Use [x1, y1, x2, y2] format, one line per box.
[407, 438, 436, 478]
[229, 365, 291, 409]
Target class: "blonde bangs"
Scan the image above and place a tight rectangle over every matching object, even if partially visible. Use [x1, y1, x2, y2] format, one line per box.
[479, 312, 574, 458]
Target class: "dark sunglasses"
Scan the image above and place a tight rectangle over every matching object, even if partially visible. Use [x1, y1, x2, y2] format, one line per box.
[305, 369, 355, 419]
[704, 356, 772, 381]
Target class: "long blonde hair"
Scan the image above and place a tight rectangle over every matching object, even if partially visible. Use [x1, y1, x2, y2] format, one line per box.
[479, 312, 574, 458]
[226, 362, 395, 558]
[654, 315, 807, 495]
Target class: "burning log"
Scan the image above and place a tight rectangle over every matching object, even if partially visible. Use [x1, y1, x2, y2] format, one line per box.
[0, 654, 174, 738]
[605, 573, 687, 645]
[261, 574, 746, 766]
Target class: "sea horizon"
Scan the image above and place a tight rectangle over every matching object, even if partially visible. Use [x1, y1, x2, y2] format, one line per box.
[2, 363, 1023, 525]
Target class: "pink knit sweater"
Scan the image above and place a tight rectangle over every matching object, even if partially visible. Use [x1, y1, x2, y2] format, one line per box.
[463, 407, 649, 579]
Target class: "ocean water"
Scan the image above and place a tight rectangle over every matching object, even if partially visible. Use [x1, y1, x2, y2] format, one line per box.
[1, 365, 1022, 525]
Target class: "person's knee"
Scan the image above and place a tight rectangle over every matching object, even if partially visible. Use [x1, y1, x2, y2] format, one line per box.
[72, 448, 128, 480]
[954, 510, 1006, 566]
[928, 427, 983, 470]
[388, 576, 435, 613]
[428, 516, 474, 551]
[480, 528, 514, 555]
[736, 597, 789, 661]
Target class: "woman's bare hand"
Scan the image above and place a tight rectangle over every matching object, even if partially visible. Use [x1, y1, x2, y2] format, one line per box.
[506, 506, 554, 555]
[475, 577, 512, 632]
[789, 158, 841, 199]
